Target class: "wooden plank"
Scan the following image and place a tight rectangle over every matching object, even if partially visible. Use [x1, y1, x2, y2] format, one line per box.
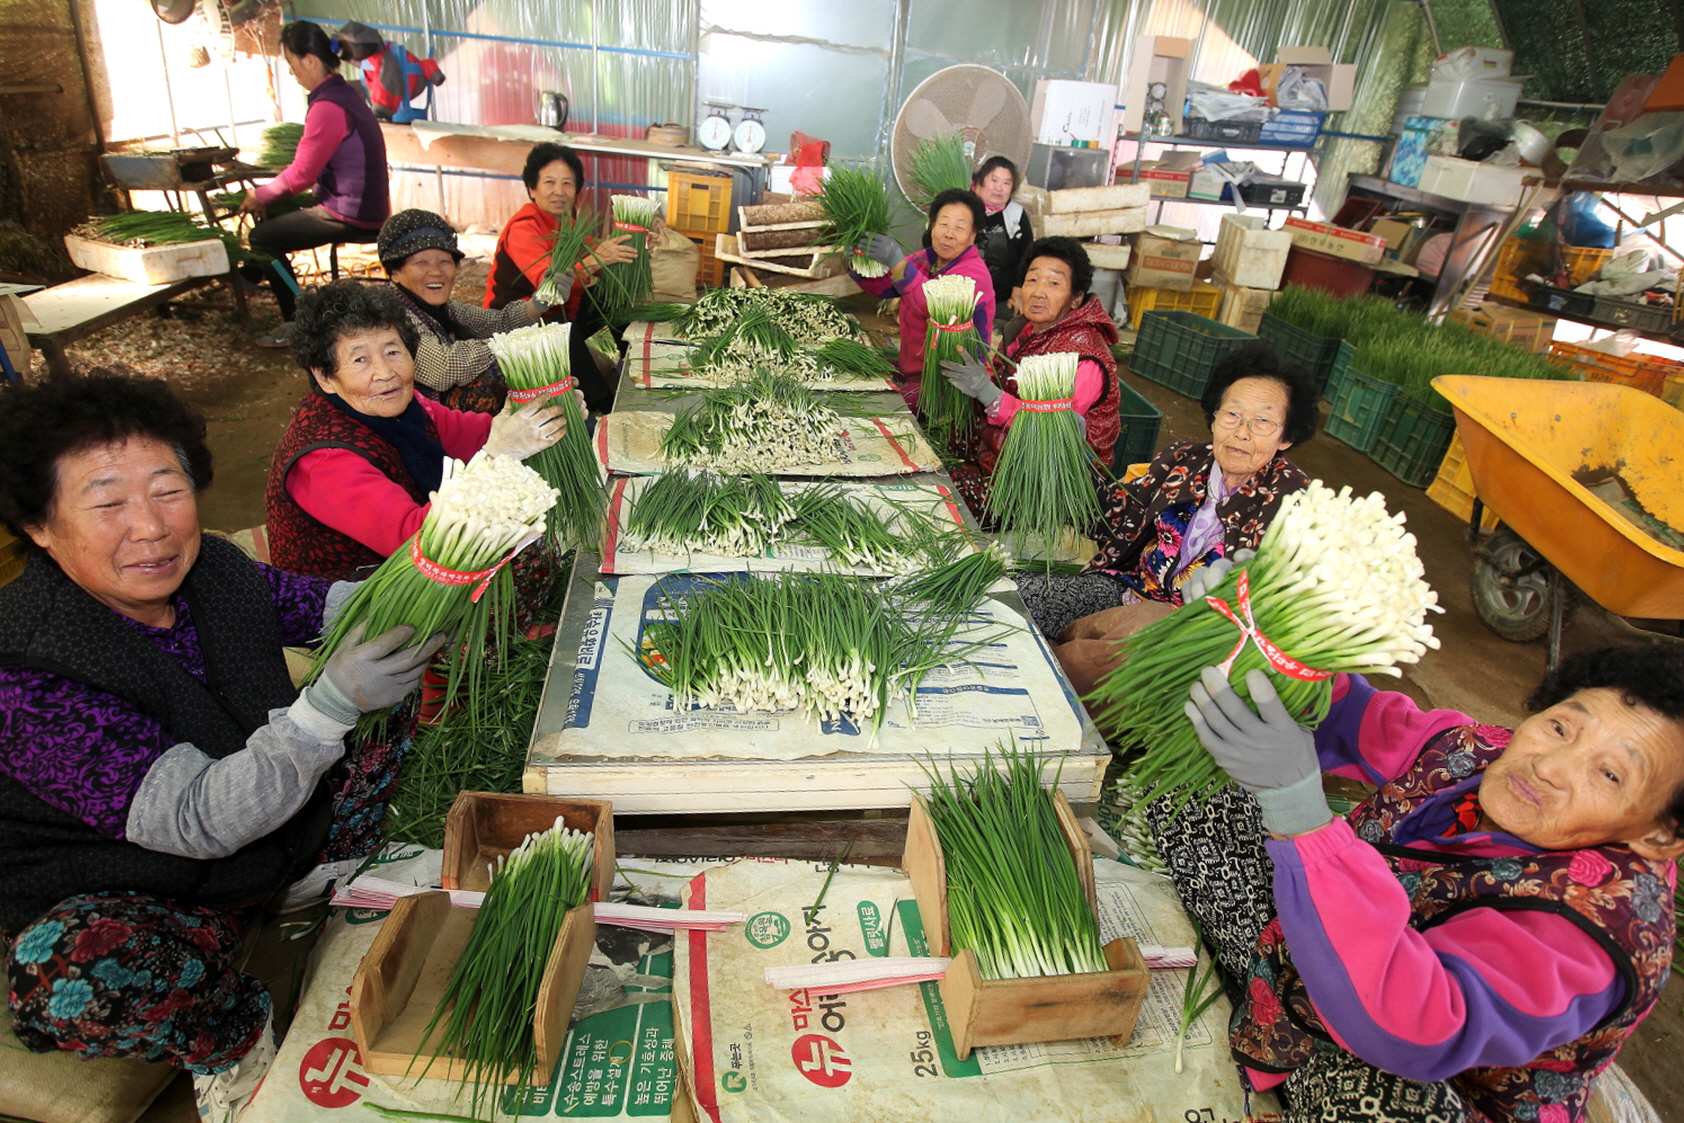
[738, 227, 826, 253]
[22, 273, 206, 346]
[739, 200, 824, 226]
[713, 234, 847, 280]
[440, 792, 615, 900]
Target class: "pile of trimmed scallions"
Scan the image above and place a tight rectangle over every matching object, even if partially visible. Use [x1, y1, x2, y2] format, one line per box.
[923, 746, 1107, 981]
[595, 194, 660, 318]
[817, 163, 894, 278]
[634, 287, 861, 343]
[533, 206, 594, 306]
[1094, 482, 1441, 812]
[415, 818, 594, 1110]
[987, 351, 1102, 561]
[658, 370, 845, 472]
[918, 273, 983, 457]
[487, 321, 606, 549]
[311, 453, 558, 719]
[635, 549, 1009, 738]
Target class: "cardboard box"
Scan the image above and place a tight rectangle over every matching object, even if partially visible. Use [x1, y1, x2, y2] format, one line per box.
[1030, 79, 1119, 147]
[1389, 115, 1453, 188]
[1214, 274, 1273, 334]
[1417, 155, 1526, 206]
[1261, 46, 1357, 112]
[1119, 159, 1192, 198]
[1283, 217, 1387, 266]
[1212, 214, 1291, 290]
[1368, 218, 1416, 259]
[1188, 167, 1225, 201]
[1121, 36, 1192, 136]
[1126, 225, 1201, 291]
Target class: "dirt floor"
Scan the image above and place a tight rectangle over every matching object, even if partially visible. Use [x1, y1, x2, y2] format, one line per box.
[22, 282, 1678, 1121]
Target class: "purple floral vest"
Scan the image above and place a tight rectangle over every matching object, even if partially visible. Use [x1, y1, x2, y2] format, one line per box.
[1232, 726, 1675, 1122]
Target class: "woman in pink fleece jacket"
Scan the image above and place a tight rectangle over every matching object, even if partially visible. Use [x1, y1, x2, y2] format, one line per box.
[1151, 624, 1682, 1123]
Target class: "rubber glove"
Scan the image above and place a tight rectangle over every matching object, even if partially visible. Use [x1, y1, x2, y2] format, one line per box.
[298, 623, 447, 732]
[482, 397, 566, 460]
[858, 234, 903, 268]
[939, 352, 1002, 408]
[1179, 548, 1256, 602]
[1184, 665, 1330, 837]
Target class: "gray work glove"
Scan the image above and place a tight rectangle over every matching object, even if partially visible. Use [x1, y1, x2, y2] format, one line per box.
[297, 623, 447, 736]
[858, 233, 903, 268]
[531, 269, 572, 313]
[1185, 665, 1330, 837]
[482, 397, 566, 460]
[939, 351, 1002, 409]
[1180, 548, 1255, 602]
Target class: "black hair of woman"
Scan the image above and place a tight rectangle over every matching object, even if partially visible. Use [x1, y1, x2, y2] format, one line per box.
[1199, 341, 1320, 447]
[278, 19, 340, 70]
[290, 280, 420, 386]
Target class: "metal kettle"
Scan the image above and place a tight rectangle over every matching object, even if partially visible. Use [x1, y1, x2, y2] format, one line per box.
[538, 91, 569, 131]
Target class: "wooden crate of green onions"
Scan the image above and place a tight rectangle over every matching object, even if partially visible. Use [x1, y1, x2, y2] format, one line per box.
[349, 815, 596, 1103]
[904, 748, 1150, 1059]
[440, 790, 615, 899]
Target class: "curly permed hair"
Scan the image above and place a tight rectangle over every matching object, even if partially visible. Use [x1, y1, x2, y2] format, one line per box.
[1199, 341, 1320, 447]
[1528, 644, 1684, 833]
[290, 280, 420, 388]
[0, 368, 213, 540]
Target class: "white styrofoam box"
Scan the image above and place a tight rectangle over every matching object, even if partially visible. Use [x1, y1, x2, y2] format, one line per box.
[1419, 76, 1526, 121]
[1417, 155, 1527, 206]
[1045, 182, 1150, 214]
[1030, 79, 1119, 146]
[1212, 215, 1291, 291]
[1034, 208, 1147, 239]
[1432, 47, 1514, 80]
[1083, 242, 1133, 270]
[63, 234, 229, 286]
[1120, 36, 1192, 136]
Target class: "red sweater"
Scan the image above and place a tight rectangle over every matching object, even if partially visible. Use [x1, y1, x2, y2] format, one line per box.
[283, 396, 492, 558]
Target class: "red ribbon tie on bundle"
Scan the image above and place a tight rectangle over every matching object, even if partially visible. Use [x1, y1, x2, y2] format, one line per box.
[930, 320, 972, 334]
[1204, 569, 1333, 682]
[506, 376, 574, 404]
[1020, 397, 1075, 413]
[613, 221, 650, 233]
[409, 537, 518, 604]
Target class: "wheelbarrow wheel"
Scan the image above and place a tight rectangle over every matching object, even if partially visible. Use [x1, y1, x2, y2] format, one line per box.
[1471, 527, 1575, 643]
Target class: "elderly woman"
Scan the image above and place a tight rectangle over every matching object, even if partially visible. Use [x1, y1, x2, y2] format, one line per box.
[1021, 342, 1318, 696]
[0, 371, 442, 1119]
[266, 281, 568, 583]
[849, 188, 996, 411]
[1159, 644, 1683, 1122]
[939, 236, 1121, 520]
[379, 208, 553, 414]
[971, 156, 1035, 316]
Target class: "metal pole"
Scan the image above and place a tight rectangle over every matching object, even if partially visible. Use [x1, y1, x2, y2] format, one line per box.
[156, 18, 181, 146]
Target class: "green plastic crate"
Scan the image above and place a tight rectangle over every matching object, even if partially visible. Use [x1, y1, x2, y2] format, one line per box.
[1371, 393, 1456, 488]
[1130, 311, 1257, 399]
[1256, 313, 1346, 395]
[1323, 362, 1398, 453]
[1111, 380, 1164, 473]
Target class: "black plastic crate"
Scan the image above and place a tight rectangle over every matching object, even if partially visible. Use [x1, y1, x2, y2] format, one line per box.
[1588, 296, 1672, 335]
[1181, 117, 1264, 144]
[1529, 285, 1596, 320]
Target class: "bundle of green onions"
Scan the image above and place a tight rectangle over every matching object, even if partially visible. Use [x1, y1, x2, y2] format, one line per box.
[788, 484, 970, 573]
[634, 287, 860, 343]
[635, 550, 1009, 738]
[987, 351, 1102, 560]
[211, 188, 315, 218]
[416, 818, 595, 1109]
[81, 210, 266, 266]
[922, 746, 1107, 980]
[1093, 482, 1442, 812]
[905, 130, 973, 211]
[486, 321, 606, 549]
[309, 453, 559, 716]
[918, 273, 983, 457]
[621, 470, 796, 557]
[254, 121, 304, 168]
[817, 163, 894, 278]
[595, 194, 660, 319]
[659, 370, 845, 472]
[534, 206, 596, 306]
[813, 336, 895, 381]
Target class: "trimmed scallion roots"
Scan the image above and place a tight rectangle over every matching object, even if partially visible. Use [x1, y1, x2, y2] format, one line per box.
[594, 195, 660, 320]
[630, 287, 860, 342]
[486, 321, 606, 549]
[918, 274, 983, 457]
[415, 818, 595, 1112]
[658, 370, 846, 472]
[818, 163, 893, 278]
[1093, 482, 1442, 814]
[922, 744, 1107, 981]
[534, 206, 595, 306]
[986, 351, 1102, 562]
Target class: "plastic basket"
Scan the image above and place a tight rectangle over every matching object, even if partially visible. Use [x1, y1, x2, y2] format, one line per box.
[0, 527, 25, 589]
[1129, 311, 1257, 399]
[1111, 380, 1164, 473]
[1664, 371, 1684, 411]
[690, 235, 725, 288]
[666, 170, 732, 236]
[1181, 117, 1263, 143]
[1488, 237, 1550, 304]
[1547, 340, 1682, 398]
[1588, 296, 1672, 335]
[1530, 284, 1596, 319]
[1371, 393, 1457, 488]
[1322, 361, 1398, 453]
[1125, 282, 1221, 331]
[1426, 432, 1500, 530]
[1255, 313, 1346, 394]
[1259, 109, 1325, 146]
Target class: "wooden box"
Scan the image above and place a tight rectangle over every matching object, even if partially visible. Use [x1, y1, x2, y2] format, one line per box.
[903, 794, 1149, 1060]
[63, 233, 229, 286]
[348, 891, 595, 1081]
[440, 791, 615, 901]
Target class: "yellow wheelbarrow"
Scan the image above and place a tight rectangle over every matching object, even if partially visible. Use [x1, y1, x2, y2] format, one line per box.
[1432, 374, 1684, 666]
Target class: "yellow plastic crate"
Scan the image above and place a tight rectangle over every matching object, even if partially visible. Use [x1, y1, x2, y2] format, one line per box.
[0, 526, 25, 589]
[666, 170, 732, 236]
[1425, 432, 1499, 531]
[1125, 281, 1221, 332]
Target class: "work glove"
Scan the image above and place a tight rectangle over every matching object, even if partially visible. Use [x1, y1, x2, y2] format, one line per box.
[1180, 548, 1256, 602]
[858, 233, 903, 268]
[482, 397, 566, 460]
[1185, 665, 1330, 837]
[296, 623, 447, 736]
[939, 351, 1002, 409]
[531, 270, 573, 314]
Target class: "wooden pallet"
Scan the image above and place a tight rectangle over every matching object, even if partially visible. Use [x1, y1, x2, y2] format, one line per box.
[714, 233, 844, 279]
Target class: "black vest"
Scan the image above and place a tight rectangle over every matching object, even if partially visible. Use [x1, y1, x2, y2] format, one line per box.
[0, 536, 332, 932]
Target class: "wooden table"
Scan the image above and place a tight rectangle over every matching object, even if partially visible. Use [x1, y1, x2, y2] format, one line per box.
[22, 271, 249, 376]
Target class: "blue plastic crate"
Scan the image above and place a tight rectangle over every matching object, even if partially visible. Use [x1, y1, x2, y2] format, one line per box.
[1259, 109, 1325, 146]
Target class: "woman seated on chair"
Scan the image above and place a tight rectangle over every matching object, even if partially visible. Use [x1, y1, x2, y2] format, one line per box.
[239, 19, 389, 348]
[936, 236, 1121, 522]
[379, 209, 555, 414]
[1020, 342, 1319, 697]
